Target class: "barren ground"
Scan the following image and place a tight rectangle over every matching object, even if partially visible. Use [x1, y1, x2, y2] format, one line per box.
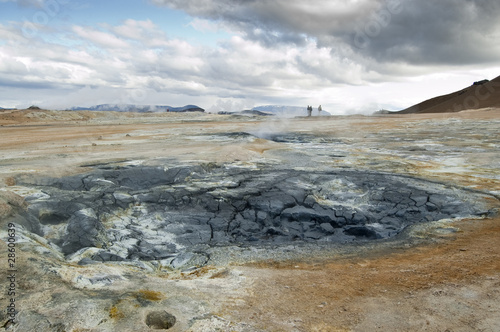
[0, 108, 499, 331]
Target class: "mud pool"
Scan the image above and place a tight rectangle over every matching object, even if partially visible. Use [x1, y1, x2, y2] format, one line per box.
[10, 160, 493, 270]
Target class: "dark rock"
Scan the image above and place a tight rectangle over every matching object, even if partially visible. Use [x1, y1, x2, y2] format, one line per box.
[248, 191, 296, 217]
[383, 191, 405, 204]
[130, 241, 177, 261]
[134, 192, 160, 203]
[344, 226, 381, 239]
[351, 212, 368, 224]
[113, 192, 135, 208]
[208, 217, 229, 231]
[281, 220, 303, 238]
[5, 211, 43, 235]
[61, 208, 108, 255]
[428, 194, 449, 208]
[473, 79, 489, 86]
[410, 194, 429, 207]
[169, 224, 212, 246]
[198, 194, 219, 212]
[303, 195, 317, 208]
[426, 202, 439, 212]
[320, 223, 335, 233]
[231, 199, 248, 212]
[91, 251, 125, 262]
[380, 216, 402, 229]
[265, 227, 287, 236]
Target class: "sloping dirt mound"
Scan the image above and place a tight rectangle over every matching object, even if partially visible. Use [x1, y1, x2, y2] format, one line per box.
[398, 75, 500, 113]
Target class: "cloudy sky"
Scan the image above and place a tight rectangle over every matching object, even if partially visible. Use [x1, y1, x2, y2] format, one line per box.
[1, 0, 500, 114]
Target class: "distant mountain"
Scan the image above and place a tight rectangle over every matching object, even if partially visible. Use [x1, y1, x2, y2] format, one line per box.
[217, 109, 274, 116]
[71, 104, 204, 113]
[396, 75, 500, 114]
[241, 110, 274, 116]
[252, 105, 331, 117]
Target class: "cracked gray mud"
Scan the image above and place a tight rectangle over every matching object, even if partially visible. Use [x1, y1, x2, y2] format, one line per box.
[12, 163, 493, 269]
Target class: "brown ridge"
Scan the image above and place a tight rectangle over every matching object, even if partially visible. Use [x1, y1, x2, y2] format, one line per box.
[398, 75, 500, 113]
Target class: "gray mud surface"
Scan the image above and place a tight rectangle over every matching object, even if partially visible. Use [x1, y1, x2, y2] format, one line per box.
[11, 162, 493, 271]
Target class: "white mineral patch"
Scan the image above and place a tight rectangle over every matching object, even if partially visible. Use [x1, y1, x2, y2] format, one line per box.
[67, 247, 102, 263]
[367, 222, 385, 230]
[73, 273, 126, 289]
[1, 186, 49, 199]
[78, 208, 98, 218]
[113, 192, 134, 201]
[91, 178, 116, 185]
[224, 162, 260, 169]
[40, 223, 67, 241]
[123, 159, 145, 166]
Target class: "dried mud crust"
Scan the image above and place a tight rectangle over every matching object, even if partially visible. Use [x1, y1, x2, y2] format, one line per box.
[9, 163, 495, 270]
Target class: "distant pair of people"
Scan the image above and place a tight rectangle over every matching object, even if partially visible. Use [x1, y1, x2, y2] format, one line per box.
[306, 105, 322, 117]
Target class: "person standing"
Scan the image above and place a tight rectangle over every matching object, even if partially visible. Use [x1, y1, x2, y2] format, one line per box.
[307, 105, 312, 117]
[318, 105, 322, 115]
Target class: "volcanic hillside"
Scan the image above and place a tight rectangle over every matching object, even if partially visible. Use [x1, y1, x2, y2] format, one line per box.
[397, 75, 500, 114]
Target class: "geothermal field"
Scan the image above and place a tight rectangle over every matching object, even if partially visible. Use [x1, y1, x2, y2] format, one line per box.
[1, 108, 499, 331]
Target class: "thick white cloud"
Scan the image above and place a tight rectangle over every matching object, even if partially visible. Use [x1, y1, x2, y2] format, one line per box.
[73, 26, 129, 49]
[152, 0, 500, 67]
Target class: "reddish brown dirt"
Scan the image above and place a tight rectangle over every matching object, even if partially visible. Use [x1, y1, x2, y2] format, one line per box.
[226, 216, 500, 331]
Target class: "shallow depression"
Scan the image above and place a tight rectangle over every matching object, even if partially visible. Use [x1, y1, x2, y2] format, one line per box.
[11, 163, 493, 269]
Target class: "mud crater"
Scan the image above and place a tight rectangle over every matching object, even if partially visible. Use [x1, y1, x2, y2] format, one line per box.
[11, 163, 492, 269]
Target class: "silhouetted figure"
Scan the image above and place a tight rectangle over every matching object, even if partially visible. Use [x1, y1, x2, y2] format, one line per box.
[318, 105, 322, 115]
[307, 105, 312, 117]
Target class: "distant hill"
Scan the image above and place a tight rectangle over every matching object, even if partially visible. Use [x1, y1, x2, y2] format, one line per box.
[252, 105, 331, 117]
[71, 104, 204, 113]
[217, 109, 274, 116]
[397, 75, 500, 114]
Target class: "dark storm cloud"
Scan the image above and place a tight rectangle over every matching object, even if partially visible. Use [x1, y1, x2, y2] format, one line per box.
[151, 0, 500, 67]
[351, 0, 500, 65]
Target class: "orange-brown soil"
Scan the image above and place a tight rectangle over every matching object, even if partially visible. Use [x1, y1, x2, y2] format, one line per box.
[226, 216, 500, 331]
